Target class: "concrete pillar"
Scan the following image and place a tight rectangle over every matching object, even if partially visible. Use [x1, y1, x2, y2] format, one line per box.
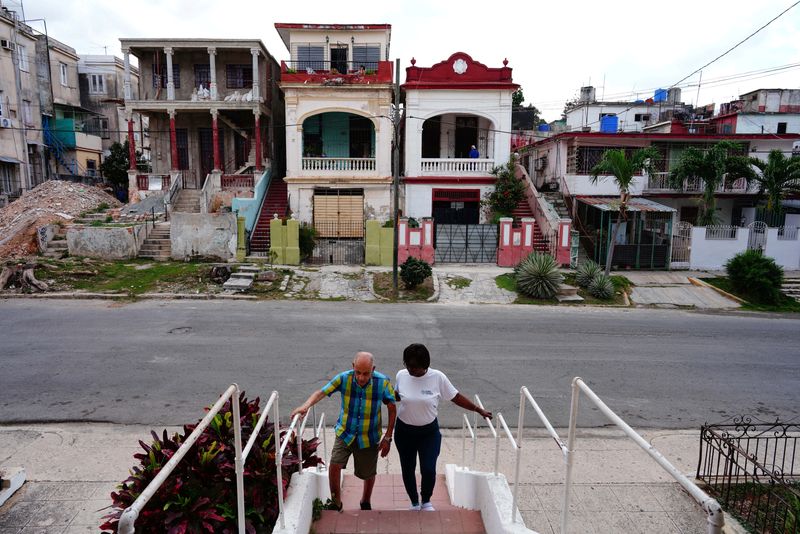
[557, 221, 572, 266]
[398, 218, 409, 264]
[285, 218, 300, 265]
[521, 218, 535, 255]
[164, 47, 175, 100]
[207, 47, 217, 100]
[211, 109, 220, 171]
[254, 110, 262, 171]
[365, 220, 381, 266]
[122, 48, 132, 100]
[236, 216, 246, 261]
[127, 116, 136, 171]
[421, 217, 435, 264]
[169, 110, 178, 171]
[497, 217, 514, 267]
[250, 47, 260, 101]
[269, 217, 285, 264]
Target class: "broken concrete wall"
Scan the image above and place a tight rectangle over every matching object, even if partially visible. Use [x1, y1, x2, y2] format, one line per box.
[170, 212, 236, 260]
[66, 224, 148, 260]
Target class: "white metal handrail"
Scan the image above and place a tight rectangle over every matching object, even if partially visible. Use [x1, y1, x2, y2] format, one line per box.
[242, 390, 278, 461]
[118, 384, 245, 534]
[566, 377, 724, 534]
[461, 413, 476, 470]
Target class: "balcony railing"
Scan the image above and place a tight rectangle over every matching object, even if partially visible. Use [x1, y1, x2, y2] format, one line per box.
[645, 172, 757, 194]
[137, 174, 171, 191]
[280, 60, 393, 85]
[302, 157, 375, 172]
[420, 158, 495, 175]
[221, 174, 255, 189]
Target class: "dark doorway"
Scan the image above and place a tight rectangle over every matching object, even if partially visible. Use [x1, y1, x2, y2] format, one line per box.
[349, 116, 373, 158]
[422, 117, 441, 158]
[198, 128, 225, 178]
[432, 189, 480, 224]
[234, 135, 250, 170]
[176, 129, 189, 170]
[330, 46, 348, 74]
[680, 206, 698, 224]
[455, 116, 478, 158]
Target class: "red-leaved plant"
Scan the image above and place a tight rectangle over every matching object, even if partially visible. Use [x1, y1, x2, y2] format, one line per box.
[100, 392, 322, 533]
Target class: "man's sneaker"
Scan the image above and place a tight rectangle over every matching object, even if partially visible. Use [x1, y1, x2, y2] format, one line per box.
[409, 503, 421, 511]
[421, 502, 435, 511]
[360, 501, 372, 510]
[323, 498, 343, 512]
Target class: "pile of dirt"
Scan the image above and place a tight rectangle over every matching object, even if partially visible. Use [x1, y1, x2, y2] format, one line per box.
[0, 181, 121, 260]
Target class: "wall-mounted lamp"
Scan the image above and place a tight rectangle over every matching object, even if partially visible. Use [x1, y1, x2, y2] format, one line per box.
[325, 36, 329, 44]
[351, 36, 355, 44]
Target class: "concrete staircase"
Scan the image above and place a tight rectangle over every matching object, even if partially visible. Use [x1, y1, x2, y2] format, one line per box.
[541, 191, 571, 218]
[172, 189, 202, 213]
[43, 227, 69, 258]
[781, 276, 800, 301]
[138, 223, 171, 261]
[250, 177, 288, 254]
[556, 283, 584, 303]
[222, 264, 259, 292]
[312, 474, 485, 534]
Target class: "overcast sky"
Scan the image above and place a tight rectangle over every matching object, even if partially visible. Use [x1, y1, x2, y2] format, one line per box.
[14, 0, 800, 121]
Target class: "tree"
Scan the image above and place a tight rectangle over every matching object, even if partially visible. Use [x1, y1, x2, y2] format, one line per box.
[668, 141, 752, 226]
[747, 149, 800, 215]
[590, 147, 660, 275]
[512, 88, 525, 108]
[100, 141, 145, 202]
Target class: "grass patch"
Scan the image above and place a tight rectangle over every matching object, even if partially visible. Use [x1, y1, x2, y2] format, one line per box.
[445, 275, 472, 290]
[496, 272, 631, 306]
[36, 259, 214, 296]
[703, 277, 800, 312]
[247, 269, 292, 299]
[495, 273, 516, 292]
[373, 272, 434, 301]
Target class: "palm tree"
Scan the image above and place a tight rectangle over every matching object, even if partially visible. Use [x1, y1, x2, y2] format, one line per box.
[590, 147, 659, 275]
[747, 149, 800, 218]
[668, 141, 752, 226]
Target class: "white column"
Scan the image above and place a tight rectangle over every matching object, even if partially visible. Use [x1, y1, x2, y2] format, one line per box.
[250, 47, 260, 101]
[122, 48, 132, 100]
[164, 47, 175, 100]
[207, 47, 217, 100]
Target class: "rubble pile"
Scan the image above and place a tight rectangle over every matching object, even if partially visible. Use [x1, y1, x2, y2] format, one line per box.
[0, 181, 121, 259]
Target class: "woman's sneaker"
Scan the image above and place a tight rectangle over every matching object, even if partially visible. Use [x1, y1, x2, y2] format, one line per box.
[409, 503, 421, 511]
[421, 502, 436, 512]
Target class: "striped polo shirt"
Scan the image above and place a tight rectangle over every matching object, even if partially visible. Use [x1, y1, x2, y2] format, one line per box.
[321, 370, 396, 449]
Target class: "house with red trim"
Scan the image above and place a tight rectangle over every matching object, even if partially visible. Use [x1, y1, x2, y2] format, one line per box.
[401, 53, 517, 224]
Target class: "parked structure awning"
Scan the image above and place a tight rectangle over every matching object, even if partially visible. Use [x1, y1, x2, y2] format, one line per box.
[0, 156, 22, 164]
[577, 196, 677, 213]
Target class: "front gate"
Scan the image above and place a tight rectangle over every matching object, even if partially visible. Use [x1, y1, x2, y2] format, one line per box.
[308, 220, 365, 265]
[671, 221, 693, 267]
[747, 221, 767, 251]
[435, 224, 498, 263]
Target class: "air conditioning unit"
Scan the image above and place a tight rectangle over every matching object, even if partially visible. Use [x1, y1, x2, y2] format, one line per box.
[0, 117, 13, 128]
[0, 39, 14, 51]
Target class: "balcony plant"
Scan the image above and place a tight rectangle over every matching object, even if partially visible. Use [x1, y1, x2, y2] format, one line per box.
[482, 157, 526, 220]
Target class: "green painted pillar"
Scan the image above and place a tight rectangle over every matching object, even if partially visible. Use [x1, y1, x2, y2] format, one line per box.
[365, 220, 381, 265]
[269, 218, 285, 264]
[379, 227, 394, 266]
[236, 216, 246, 262]
[285, 218, 300, 265]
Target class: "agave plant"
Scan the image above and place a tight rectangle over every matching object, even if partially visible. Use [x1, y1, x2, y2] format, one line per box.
[575, 260, 603, 288]
[588, 273, 615, 300]
[515, 252, 563, 299]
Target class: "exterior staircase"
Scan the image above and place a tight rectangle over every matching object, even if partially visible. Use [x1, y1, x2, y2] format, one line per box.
[541, 191, 571, 218]
[249, 177, 288, 254]
[312, 474, 485, 534]
[138, 223, 171, 261]
[172, 189, 202, 213]
[781, 276, 800, 301]
[43, 227, 69, 258]
[511, 197, 550, 253]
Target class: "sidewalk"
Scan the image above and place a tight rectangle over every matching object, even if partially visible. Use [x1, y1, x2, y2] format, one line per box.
[0, 424, 714, 533]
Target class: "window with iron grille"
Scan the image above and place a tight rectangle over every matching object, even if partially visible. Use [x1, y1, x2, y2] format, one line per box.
[87, 117, 110, 139]
[89, 74, 105, 94]
[352, 44, 380, 71]
[226, 64, 252, 89]
[194, 64, 210, 89]
[295, 44, 324, 71]
[152, 63, 180, 88]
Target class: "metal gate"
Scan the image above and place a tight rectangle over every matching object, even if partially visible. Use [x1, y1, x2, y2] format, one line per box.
[747, 221, 767, 251]
[435, 224, 498, 263]
[308, 221, 365, 265]
[671, 221, 693, 266]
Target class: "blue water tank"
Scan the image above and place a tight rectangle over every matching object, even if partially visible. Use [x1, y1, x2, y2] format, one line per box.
[600, 115, 618, 133]
[537, 123, 551, 132]
[634, 99, 644, 104]
[654, 89, 667, 102]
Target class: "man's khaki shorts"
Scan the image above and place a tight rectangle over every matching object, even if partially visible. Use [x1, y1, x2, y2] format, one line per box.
[330, 436, 378, 480]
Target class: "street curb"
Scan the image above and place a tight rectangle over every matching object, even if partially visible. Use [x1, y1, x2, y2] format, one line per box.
[0, 292, 257, 301]
[426, 272, 440, 302]
[366, 273, 390, 302]
[688, 277, 747, 304]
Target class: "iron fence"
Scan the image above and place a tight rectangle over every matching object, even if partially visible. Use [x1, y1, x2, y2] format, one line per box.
[697, 417, 800, 533]
[307, 220, 365, 265]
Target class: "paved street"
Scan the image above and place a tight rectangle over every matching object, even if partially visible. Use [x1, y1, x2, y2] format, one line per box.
[0, 299, 798, 429]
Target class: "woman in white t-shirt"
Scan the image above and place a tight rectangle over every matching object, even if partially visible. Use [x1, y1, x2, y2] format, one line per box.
[394, 343, 492, 511]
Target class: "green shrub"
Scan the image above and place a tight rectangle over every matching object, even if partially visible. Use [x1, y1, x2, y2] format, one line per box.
[514, 252, 563, 299]
[100, 393, 321, 533]
[299, 224, 317, 260]
[97, 202, 110, 211]
[588, 273, 614, 299]
[382, 219, 394, 228]
[575, 260, 602, 288]
[400, 257, 432, 289]
[725, 250, 783, 304]
[481, 157, 526, 218]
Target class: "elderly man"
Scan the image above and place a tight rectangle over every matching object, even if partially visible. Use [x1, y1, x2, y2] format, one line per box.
[291, 352, 396, 511]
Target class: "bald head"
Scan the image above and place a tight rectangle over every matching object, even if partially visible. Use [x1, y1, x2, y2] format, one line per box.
[352, 351, 375, 387]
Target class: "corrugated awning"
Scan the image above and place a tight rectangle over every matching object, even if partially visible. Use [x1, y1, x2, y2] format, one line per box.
[577, 196, 677, 213]
[0, 155, 22, 164]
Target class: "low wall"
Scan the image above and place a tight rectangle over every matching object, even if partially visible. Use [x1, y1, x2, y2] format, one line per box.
[398, 217, 434, 264]
[764, 228, 800, 269]
[365, 220, 394, 266]
[690, 226, 800, 270]
[269, 218, 300, 265]
[66, 224, 149, 260]
[232, 169, 270, 233]
[170, 212, 237, 260]
[497, 218, 535, 267]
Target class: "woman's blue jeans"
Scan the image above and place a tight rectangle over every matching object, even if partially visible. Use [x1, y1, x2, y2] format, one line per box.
[394, 418, 442, 505]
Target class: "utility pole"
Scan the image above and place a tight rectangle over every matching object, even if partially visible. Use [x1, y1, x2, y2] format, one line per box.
[391, 57, 401, 297]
